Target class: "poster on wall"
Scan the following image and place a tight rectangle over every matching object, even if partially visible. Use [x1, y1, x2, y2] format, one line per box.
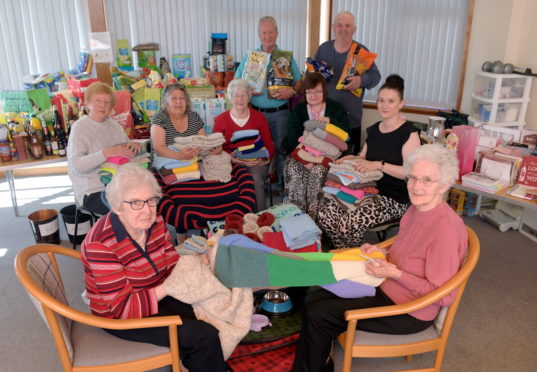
[89, 32, 113, 63]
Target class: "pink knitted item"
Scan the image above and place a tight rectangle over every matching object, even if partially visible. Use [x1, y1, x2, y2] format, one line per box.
[340, 187, 365, 199]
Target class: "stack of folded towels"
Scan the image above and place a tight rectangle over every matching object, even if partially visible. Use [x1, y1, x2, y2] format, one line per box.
[290, 120, 349, 168]
[279, 213, 322, 250]
[154, 145, 201, 185]
[155, 133, 231, 185]
[229, 129, 269, 163]
[99, 154, 150, 185]
[322, 158, 383, 210]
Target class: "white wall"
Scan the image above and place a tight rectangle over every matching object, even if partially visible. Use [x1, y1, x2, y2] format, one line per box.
[362, 0, 537, 143]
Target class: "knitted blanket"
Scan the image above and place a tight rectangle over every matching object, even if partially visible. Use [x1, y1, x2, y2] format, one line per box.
[201, 152, 233, 182]
[212, 234, 385, 288]
[163, 255, 253, 359]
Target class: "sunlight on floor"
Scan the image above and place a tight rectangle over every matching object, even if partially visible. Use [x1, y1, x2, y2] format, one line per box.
[0, 175, 74, 208]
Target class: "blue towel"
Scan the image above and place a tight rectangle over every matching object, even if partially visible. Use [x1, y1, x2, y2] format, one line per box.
[230, 129, 260, 143]
[280, 213, 322, 250]
[233, 147, 270, 160]
[322, 186, 340, 195]
[153, 145, 196, 169]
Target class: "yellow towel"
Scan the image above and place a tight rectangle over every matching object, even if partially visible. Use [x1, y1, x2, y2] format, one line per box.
[326, 124, 349, 142]
[172, 162, 200, 174]
[238, 144, 255, 151]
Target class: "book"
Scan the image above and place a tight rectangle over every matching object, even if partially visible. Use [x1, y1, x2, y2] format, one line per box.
[508, 184, 537, 201]
[517, 155, 537, 187]
[461, 172, 506, 193]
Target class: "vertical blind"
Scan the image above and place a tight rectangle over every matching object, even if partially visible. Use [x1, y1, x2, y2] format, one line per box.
[0, 0, 89, 90]
[105, 0, 308, 77]
[333, 0, 469, 109]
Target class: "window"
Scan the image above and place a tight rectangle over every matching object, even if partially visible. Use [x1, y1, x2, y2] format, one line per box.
[332, 0, 471, 110]
[0, 0, 89, 90]
[105, 0, 308, 77]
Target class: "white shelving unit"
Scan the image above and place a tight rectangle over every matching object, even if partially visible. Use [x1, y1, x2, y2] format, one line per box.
[470, 71, 532, 130]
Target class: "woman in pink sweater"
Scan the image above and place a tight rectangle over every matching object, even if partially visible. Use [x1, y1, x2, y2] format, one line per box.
[214, 79, 275, 211]
[292, 144, 468, 372]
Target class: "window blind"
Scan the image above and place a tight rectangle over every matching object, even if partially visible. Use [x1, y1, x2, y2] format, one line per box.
[0, 0, 88, 90]
[333, 0, 469, 109]
[104, 0, 308, 77]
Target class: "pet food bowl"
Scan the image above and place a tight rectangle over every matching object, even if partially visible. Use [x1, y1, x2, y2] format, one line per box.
[261, 290, 293, 315]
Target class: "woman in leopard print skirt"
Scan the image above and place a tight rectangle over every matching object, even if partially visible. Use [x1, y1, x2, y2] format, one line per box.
[317, 74, 421, 248]
[282, 72, 349, 219]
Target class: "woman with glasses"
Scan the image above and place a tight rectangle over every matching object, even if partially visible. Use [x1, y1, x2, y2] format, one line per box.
[213, 78, 275, 211]
[282, 72, 349, 218]
[81, 163, 229, 372]
[317, 74, 421, 248]
[67, 81, 142, 215]
[293, 144, 467, 372]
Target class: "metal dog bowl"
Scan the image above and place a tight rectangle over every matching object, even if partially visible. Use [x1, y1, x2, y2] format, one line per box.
[261, 290, 293, 315]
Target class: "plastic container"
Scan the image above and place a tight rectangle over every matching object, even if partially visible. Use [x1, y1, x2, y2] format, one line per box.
[28, 209, 60, 244]
[60, 205, 92, 244]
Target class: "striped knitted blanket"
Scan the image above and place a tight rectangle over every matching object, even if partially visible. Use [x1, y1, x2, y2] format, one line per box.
[211, 234, 385, 288]
[155, 164, 256, 232]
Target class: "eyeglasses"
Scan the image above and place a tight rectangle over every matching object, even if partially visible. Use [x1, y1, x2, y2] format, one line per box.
[405, 175, 440, 187]
[305, 89, 324, 96]
[123, 197, 160, 210]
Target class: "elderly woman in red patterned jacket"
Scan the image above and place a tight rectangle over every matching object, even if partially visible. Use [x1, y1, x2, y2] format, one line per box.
[80, 163, 228, 372]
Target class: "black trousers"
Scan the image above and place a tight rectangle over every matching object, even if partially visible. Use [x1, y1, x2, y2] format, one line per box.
[83, 191, 110, 215]
[348, 128, 362, 155]
[105, 296, 227, 372]
[292, 287, 433, 372]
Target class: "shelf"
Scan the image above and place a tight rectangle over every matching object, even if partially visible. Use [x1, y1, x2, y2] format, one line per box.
[471, 93, 530, 104]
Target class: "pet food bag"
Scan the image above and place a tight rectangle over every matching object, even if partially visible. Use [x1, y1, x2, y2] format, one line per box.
[111, 90, 135, 138]
[242, 50, 271, 94]
[267, 50, 294, 99]
[336, 43, 377, 98]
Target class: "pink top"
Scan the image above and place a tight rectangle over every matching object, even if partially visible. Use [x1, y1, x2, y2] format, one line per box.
[380, 202, 468, 321]
[213, 108, 275, 159]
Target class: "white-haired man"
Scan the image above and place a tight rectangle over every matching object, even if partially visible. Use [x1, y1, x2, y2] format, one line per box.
[315, 11, 381, 154]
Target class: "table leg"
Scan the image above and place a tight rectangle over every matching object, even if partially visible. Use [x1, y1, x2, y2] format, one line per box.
[5, 169, 20, 217]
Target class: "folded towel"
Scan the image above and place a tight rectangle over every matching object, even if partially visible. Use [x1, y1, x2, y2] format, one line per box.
[330, 171, 360, 186]
[340, 187, 365, 199]
[336, 190, 357, 203]
[302, 131, 341, 159]
[237, 144, 255, 151]
[171, 162, 200, 174]
[229, 136, 261, 149]
[173, 133, 226, 155]
[153, 145, 198, 170]
[240, 138, 265, 154]
[280, 213, 322, 250]
[301, 143, 325, 157]
[233, 147, 269, 160]
[322, 186, 340, 195]
[106, 156, 130, 165]
[230, 129, 260, 143]
[312, 128, 348, 151]
[303, 120, 349, 142]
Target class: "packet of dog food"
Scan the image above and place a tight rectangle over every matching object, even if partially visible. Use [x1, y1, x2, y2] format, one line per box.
[336, 43, 377, 98]
[267, 50, 294, 99]
[242, 50, 271, 94]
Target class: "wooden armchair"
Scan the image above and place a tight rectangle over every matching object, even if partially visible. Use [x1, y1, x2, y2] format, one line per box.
[14, 243, 182, 372]
[337, 226, 480, 372]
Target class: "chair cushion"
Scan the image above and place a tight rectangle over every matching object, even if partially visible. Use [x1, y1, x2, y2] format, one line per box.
[71, 321, 170, 367]
[352, 326, 440, 346]
[27, 253, 74, 360]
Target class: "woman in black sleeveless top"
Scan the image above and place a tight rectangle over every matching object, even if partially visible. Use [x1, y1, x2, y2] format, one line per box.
[317, 75, 421, 248]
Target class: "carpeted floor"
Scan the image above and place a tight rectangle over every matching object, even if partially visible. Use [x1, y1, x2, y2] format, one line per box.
[1, 173, 536, 371]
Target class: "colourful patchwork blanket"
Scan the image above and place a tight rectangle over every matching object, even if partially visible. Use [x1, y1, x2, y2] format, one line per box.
[211, 234, 385, 288]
